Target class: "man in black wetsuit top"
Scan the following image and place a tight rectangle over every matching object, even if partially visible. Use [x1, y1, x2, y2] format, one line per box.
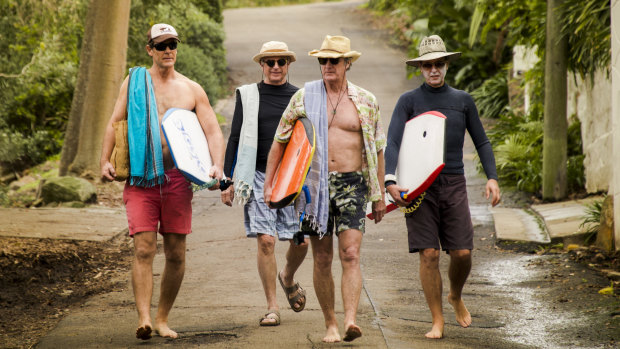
[220, 41, 308, 326]
[384, 35, 501, 339]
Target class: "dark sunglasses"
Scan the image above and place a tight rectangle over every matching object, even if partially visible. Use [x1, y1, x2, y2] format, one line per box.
[421, 61, 446, 70]
[318, 57, 341, 65]
[264, 58, 288, 67]
[152, 41, 178, 51]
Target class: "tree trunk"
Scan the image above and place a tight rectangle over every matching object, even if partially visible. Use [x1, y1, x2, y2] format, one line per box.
[59, 0, 131, 177]
[542, 0, 568, 201]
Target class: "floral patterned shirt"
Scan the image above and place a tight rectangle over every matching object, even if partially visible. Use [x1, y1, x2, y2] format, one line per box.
[274, 80, 387, 202]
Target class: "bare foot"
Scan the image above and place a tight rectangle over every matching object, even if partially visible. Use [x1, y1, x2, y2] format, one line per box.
[135, 324, 152, 340]
[425, 322, 444, 339]
[155, 323, 179, 339]
[448, 295, 472, 328]
[322, 325, 341, 343]
[343, 324, 362, 342]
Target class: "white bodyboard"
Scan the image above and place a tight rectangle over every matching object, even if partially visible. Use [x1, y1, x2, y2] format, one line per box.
[367, 111, 446, 219]
[161, 108, 217, 187]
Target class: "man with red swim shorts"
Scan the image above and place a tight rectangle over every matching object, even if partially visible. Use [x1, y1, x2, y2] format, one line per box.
[100, 24, 224, 340]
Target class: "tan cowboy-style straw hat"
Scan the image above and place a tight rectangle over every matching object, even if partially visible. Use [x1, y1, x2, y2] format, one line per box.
[406, 35, 461, 67]
[252, 41, 297, 63]
[308, 35, 361, 62]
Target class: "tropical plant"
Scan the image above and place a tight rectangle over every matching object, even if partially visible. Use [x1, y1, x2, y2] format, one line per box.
[580, 196, 605, 244]
[471, 70, 508, 119]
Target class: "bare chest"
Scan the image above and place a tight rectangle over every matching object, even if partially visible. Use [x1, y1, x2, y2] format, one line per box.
[153, 82, 195, 118]
[327, 97, 360, 132]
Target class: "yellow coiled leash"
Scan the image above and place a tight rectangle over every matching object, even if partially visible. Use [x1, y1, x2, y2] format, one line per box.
[400, 192, 426, 214]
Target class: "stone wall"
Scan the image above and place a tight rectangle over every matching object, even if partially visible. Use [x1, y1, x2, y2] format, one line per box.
[567, 71, 612, 193]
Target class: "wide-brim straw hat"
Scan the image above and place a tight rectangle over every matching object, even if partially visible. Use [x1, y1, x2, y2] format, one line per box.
[406, 35, 461, 66]
[252, 41, 297, 63]
[308, 35, 361, 62]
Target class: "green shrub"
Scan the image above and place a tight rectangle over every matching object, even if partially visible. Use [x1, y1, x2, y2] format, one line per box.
[127, 0, 228, 104]
[471, 70, 508, 119]
[0, 130, 61, 172]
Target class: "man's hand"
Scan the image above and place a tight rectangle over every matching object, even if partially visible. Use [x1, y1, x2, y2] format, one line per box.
[221, 185, 234, 207]
[101, 162, 116, 182]
[386, 184, 409, 207]
[208, 165, 223, 191]
[372, 199, 386, 223]
[485, 179, 501, 207]
[263, 185, 273, 209]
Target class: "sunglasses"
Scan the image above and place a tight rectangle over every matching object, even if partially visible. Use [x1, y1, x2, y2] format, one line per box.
[318, 57, 342, 65]
[421, 61, 446, 70]
[264, 58, 288, 67]
[152, 41, 178, 51]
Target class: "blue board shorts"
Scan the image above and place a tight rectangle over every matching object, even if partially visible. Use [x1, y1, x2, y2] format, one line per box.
[244, 171, 299, 240]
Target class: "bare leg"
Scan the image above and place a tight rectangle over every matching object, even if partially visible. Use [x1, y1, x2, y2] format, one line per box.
[447, 249, 472, 328]
[338, 229, 363, 342]
[257, 234, 278, 324]
[132, 232, 157, 340]
[419, 248, 444, 339]
[279, 239, 309, 310]
[154, 233, 186, 338]
[310, 235, 341, 343]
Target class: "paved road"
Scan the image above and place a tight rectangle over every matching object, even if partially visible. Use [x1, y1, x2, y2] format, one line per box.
[35, 1, 617, 348]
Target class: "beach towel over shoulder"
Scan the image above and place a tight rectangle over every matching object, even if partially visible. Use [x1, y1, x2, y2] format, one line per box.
[127, 67, 166, 187]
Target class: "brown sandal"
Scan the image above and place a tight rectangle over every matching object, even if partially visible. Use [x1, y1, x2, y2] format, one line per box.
[278, 271, 306, 312]
[259, 310, 280, 326]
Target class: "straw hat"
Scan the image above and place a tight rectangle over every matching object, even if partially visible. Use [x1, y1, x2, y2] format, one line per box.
[252, 41, 297, 63]
[308, 35, 361, 62]
[406, 35, 461, 66]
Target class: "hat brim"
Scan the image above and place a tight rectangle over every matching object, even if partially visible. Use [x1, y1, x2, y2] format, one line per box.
[406, 52, 461, 67]
[152, 34, 180, 45]
[308, 50, 361, 62]
[253, 51, 297, 63]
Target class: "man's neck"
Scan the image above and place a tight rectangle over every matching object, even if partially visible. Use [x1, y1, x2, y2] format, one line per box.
[150, 65, 175, 81]
[324, 78, 347, 94]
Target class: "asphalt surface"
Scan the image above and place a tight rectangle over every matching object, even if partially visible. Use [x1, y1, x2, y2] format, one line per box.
[34, 1, 617, 348]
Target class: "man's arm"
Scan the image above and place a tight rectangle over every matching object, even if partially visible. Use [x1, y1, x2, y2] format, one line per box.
[193, 83, 225, 189]
[100, 77, 129, 181]
[371, 149, 386, 223]
[263, 140, 286, 208]
[385, 94, 410, 206]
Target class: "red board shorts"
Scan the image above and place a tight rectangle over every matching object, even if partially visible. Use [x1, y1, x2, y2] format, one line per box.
[405, 174, 474, 253]
[123, 169, 193, 236]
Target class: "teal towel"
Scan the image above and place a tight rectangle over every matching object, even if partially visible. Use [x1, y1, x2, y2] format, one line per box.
[127, 67, 165, 187]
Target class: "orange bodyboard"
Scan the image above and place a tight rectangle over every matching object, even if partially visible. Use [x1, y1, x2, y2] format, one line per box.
[270, 117, 315, 209]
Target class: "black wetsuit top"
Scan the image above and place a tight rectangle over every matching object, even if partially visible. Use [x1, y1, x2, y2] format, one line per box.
[385, 83, 498, 181]
[224, 81, 299, 177]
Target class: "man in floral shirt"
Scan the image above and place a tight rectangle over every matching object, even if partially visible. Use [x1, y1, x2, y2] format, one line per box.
[264, 35, 386, 343]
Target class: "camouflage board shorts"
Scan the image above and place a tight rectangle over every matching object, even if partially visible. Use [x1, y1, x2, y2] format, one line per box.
[323, 171, 368, 236]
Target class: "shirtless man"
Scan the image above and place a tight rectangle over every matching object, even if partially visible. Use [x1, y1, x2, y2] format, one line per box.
[264, 35, 386, 343]
[100, 23, 224, 340]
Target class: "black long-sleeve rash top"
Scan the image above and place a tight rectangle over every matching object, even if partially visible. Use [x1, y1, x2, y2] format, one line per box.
[224, 81, 299, 178]
[384, 83, 498, 183]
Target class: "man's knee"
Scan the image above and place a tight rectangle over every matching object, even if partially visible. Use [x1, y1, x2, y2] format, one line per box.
[420, 248, 440, 267]
[449, 249, 471, 263]
[134, 233, 157, 262]
[339, 244, 360, 265]
[257, 234, 276, 255]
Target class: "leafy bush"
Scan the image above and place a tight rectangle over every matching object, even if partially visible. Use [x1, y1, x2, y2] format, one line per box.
[0, 130, 61, 172]
[127, 0, 228, 103]
[0, 0, 228, 173]
[471, 70, 508, 119]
